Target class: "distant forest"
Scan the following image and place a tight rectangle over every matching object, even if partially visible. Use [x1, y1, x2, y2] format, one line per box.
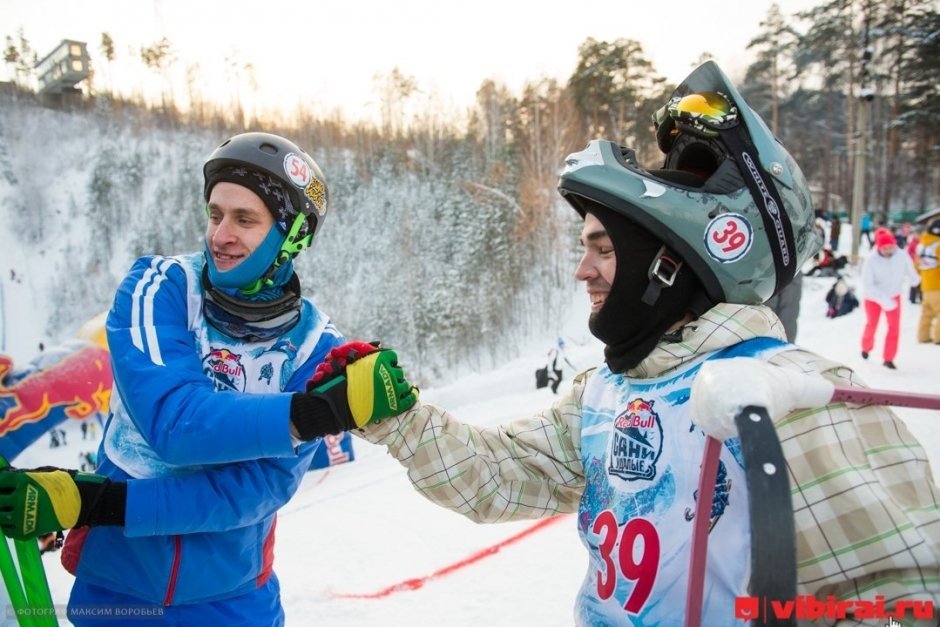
[2, 0, 939, 378]
[6, 1, 940, 217]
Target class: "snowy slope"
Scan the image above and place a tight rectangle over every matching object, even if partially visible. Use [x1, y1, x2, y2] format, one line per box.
[9, 253, 939, 626]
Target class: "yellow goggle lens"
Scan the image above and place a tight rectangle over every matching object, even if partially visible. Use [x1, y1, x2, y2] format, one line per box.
[675, 92, 731, 118]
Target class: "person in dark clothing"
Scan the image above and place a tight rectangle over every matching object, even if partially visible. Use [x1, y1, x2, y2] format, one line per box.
[860, 212, 873, 247]
[825, 277, 859, 318]
[829, 215, 841, 252]
[544, 338, 576, 394]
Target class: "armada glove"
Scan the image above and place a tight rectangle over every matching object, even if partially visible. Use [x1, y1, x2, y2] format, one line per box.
[290, 341, 419, 440]
[0, 467, 126, 540]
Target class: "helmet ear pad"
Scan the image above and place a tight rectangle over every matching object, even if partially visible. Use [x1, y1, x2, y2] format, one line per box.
[650, 168, 708, 188]
[654, 130, 745, 195]
[664, 131, 723, 178]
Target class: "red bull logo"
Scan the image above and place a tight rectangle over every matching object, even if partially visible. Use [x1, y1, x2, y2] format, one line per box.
[208, 349, 243, 376]
[615, 399, 657, 429]
[0, 344, 113, 436]
[202, 347, 246, 392]
[609, 398, 663, 483]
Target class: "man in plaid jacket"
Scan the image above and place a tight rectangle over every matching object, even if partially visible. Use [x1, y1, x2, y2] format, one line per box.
[351, 63, 940, 625]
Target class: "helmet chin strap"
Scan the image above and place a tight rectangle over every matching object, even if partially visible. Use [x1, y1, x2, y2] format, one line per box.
[641, 246, 683, 306]
[239, 215, 313, 296]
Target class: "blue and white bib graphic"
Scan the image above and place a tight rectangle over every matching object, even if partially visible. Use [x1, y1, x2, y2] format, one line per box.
[608, 399, 663, 483]
[575, 338, 791, 626]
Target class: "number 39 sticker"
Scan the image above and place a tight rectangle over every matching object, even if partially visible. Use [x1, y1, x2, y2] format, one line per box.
[704, 213, 753, 263]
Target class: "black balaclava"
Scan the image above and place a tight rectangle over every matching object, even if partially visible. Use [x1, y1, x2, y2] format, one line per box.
[586, 204, 711, 373]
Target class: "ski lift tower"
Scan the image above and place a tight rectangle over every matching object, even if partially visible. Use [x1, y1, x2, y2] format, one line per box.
[34, 40, 91, 95]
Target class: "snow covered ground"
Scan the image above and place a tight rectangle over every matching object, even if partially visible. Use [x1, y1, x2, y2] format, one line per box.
[4, 239, 940, 626]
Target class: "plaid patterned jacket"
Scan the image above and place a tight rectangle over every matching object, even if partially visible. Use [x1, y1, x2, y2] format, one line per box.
[358, 303, 940, 624]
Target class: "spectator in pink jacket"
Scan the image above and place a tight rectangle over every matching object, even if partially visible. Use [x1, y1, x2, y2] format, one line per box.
[860, 227, 921, 368]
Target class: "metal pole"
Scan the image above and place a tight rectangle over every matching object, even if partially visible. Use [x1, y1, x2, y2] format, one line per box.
[850, 4, 873, 266]
[831, 385, 940, 410]
[850, 103, 867, 265]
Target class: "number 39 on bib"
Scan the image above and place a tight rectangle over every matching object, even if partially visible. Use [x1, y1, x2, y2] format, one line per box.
[591, 511, 660, 615]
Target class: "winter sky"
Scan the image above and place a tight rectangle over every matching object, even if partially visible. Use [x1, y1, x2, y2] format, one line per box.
[1, 0, 819, 121]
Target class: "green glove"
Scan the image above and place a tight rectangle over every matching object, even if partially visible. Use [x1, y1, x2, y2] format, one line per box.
[290, 342, 419, 439]
[333, 348, 417, 423]
[0, 468, 126, 540]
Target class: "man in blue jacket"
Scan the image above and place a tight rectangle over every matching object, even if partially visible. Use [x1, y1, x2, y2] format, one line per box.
[0, 132, 416, 625]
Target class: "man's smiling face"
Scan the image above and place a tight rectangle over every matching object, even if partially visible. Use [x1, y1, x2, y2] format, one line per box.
[575, 211, 617, 317]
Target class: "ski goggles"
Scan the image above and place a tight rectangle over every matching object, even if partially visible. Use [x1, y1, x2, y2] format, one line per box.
[653, 91, 738, 153]
[653, 91, 739, 147]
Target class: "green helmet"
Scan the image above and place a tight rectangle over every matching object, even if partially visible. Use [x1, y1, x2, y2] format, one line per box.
[558, 61, 818, 305]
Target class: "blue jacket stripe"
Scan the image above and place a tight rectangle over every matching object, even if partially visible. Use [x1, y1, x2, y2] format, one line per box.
[130, 258, 173, 366]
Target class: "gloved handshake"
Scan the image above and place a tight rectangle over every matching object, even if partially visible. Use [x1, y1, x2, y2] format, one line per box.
[289, 341, 419, 440]
[0, 341, 418, 541]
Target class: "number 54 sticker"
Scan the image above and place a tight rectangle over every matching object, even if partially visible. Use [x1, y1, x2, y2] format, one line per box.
[591, 511, 660, 614]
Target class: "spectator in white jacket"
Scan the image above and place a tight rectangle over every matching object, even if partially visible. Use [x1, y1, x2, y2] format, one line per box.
[860, 227, 921, 368]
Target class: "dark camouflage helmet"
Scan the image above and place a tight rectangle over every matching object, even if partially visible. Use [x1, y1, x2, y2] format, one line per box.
[558, 61, 818, 305]
[203, 132, 328, 243]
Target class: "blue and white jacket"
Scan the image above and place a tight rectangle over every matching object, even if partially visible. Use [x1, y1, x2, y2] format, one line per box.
[63, 252, 343, 607]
